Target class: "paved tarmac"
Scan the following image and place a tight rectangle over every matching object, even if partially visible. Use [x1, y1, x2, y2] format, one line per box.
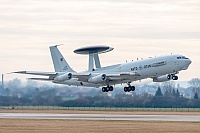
[0, 113, 200, 121]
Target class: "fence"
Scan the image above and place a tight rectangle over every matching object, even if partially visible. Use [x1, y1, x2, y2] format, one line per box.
[0, 106, 200, 112]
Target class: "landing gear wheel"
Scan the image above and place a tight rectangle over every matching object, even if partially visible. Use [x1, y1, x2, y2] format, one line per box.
[172, 76, 178, 80]
[124, 87, 128, 92]
[167, 74, 171, 80]
[124, 86, 136, 92]
[128, 86, 132, 92]
[109, 86, 113, 91]
[105, 87, 109, 92]
[102, 86, 114, 92]
[102, 87, 106, 92]
[131, 86, 135, 91]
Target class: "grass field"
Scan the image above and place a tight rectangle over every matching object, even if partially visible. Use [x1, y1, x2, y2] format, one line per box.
[0, 108, 200, 115]
[0, 109, 200, 133]
[0, 119, 200, 133]
[1, 106, 200, 112]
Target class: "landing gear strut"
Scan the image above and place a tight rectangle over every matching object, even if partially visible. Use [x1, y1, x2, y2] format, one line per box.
[102, 86, 114, 92]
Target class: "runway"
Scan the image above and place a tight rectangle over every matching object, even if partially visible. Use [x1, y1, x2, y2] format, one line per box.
[0, 113, 199, 121]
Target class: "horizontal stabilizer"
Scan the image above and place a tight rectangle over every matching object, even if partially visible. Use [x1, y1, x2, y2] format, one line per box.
[12, 71, 61, 76]
[28, 78, 53, 81]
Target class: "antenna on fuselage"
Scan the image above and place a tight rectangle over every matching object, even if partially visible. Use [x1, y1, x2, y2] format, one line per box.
[73, 45, 114, 72]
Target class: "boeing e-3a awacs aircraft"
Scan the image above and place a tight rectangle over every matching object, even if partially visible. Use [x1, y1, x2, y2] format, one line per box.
[14, 45, 192, 92]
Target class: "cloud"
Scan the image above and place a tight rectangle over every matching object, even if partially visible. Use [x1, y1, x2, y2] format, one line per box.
[0, 0, 199, 81]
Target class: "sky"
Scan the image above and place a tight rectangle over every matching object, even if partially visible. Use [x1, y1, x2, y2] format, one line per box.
[0, 0, 200, 82]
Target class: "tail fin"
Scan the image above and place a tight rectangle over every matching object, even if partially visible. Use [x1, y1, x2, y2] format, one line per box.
[49, 45, 75, 72]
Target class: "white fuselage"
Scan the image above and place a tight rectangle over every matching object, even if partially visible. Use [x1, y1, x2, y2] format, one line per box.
[57, 54, 191, 87]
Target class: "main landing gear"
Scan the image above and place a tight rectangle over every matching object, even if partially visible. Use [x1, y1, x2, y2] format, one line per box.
[102, 86, 114, 92]
[101, 84, 136, 93]
[124, 82, 135, 92]
[124, 86, 135, 92]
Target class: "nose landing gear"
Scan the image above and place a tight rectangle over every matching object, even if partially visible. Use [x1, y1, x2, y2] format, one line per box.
[172, 75, 178, 80]
[168, 74, 178, 80]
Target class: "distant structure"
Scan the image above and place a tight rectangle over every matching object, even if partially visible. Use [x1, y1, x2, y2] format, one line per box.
[1, 74, 4, 89]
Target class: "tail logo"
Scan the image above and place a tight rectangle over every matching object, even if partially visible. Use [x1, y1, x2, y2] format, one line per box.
[60, 58, 64, 62]
[63, 66, 68, 70]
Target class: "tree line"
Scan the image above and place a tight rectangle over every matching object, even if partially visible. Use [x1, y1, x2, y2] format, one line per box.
[0, 86, 200, 108]
[61, 88, 200, 108]
[0, 78, 199, 108]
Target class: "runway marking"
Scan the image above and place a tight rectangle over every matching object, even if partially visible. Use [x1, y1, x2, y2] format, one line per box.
[0, 113, 200, 121]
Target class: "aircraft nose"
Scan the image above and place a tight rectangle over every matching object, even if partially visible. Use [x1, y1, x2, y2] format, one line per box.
[181, 58, 192, 70]
[186, 58, 192, 65]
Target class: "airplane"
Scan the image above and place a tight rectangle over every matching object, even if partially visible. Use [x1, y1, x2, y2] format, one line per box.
[13, 45, 192, 92]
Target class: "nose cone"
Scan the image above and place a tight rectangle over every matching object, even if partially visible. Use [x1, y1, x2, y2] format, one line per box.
[186, 58, 192, 65]
[182, 58, 192, 70]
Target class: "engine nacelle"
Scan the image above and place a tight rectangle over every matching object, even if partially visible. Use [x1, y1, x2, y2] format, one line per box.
[88, 74, 106, 83]
[153, 74, 171, 82]
[54, 73, 72, 82]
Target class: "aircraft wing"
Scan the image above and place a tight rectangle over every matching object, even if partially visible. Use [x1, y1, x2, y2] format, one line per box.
[13, 71, 140, 83]
[72, 72, 91, 82]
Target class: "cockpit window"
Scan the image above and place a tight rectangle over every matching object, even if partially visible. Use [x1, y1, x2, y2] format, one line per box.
[177, 56, 189, 59]
[182, 56, 189, 59]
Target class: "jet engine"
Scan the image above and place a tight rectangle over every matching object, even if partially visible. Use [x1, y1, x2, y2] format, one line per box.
[153, 74, 171, 82]
[54, 73, 72, 82]
[88, 74, 107, 83]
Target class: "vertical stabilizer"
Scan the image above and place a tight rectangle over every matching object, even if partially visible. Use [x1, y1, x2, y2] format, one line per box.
[49, 45, 75, 72]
